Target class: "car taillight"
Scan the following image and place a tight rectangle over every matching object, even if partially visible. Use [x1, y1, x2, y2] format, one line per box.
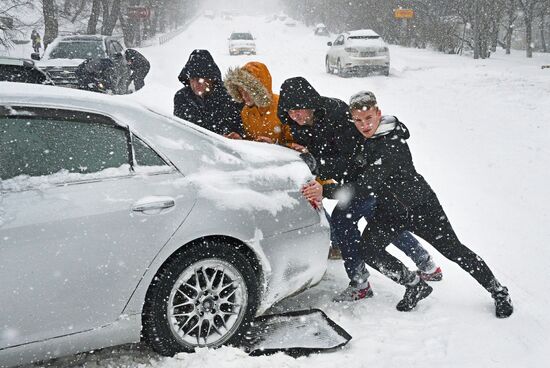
[344, 47, 359, 53]
[379, 47, 389, 53]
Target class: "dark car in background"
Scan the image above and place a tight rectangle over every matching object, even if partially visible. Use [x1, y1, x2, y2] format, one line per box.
[0, 56, 54, 85]
[33, 35, 129, 94]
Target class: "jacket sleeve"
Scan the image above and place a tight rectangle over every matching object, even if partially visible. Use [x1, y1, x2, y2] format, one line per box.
[323, 137, 409, 199]
[227, 102, 244, 136]
[173, 92, 190, 120]
[280, 123, 294, 145]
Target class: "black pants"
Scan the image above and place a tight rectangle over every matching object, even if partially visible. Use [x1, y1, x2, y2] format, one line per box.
[132, 74, 146, 91]
[360, 195, 496, 291]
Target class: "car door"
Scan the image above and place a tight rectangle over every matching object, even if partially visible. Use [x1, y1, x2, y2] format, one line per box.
[0, 107, 195, 348]
[329, 35, 344, 67]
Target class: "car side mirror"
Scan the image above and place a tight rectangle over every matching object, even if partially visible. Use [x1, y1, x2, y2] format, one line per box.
[31, 52, 40, 61]
[327, 42, 332, 47]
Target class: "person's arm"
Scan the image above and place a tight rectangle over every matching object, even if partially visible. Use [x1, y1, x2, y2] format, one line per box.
[323, 137, 409, 199]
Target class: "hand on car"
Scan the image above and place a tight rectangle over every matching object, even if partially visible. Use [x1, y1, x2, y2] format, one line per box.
[225, 132, 242, 140]
[301, 180, 323, 204]
[255, 136, 275, 144]
[289, 143, 308, 153]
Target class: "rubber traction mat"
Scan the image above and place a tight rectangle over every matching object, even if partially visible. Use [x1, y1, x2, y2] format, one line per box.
[241, 309, 352, 356]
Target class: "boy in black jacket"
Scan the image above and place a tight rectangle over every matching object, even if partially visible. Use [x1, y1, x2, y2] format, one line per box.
[280, 78, 443, 302]
[304, 91, 513, 317]
[174, 49, 243, 137]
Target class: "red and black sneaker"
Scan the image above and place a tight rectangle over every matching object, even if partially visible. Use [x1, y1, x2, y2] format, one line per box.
[419, 266, 443, 282]
[333, 281, 374, 302]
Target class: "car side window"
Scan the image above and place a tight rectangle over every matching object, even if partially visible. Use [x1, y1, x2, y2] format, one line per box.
[133, 135, 169, 168]
[337, 36, 345, 45]
[0, 107, 130, 183]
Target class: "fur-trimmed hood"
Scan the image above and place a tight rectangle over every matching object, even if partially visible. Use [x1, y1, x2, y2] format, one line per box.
[224, 62, 273, 108]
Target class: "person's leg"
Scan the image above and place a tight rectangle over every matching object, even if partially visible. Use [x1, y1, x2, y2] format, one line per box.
[360, 212, 433, 311]
[330, 198, 374, 280]
[330, 198, 377, 302]
[408, 197, 513, 317]
[392, 232, 442, 280]
[134, 76, 145, 91]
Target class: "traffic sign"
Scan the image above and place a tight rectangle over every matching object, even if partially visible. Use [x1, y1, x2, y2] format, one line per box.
[394, 9, 414, 19]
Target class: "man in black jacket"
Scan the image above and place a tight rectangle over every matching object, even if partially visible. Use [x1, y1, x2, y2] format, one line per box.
[125, 48, 150, 91]
[279, 77, 442, 302]
[305, 90, 513, 317]
[174, 49, 243, 137]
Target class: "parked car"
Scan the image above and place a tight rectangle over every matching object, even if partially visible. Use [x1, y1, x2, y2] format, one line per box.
[0, 56, 53, 85]
[0, 82, 330, 367]
[325, 29, 390, 77]
[33, 35, 130, 94]
[285, 19, 297, 27]
[228, 32, 256, 55]
[314, 23, 330, 36]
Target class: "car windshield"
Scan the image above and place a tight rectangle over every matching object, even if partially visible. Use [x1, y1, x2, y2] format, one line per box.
[348, 35, 380, 40]
[47, 41, 106, 60]
[230, 33, 253, 40]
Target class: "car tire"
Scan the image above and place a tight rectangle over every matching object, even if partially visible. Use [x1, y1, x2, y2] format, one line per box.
[337, 59, 347, 78]
[325, 57, 332, 74]
[142, 240, 259, 356]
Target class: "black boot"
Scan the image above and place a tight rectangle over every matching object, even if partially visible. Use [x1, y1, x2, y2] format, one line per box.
[490, 280, 513, 318]
[396, 278, 433, 312]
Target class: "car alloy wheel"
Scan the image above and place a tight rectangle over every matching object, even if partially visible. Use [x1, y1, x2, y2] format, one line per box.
[167, 259, 247, 347]
[142, 240, 259, 356]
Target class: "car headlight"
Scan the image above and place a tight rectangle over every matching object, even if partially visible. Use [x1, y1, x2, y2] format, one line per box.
[344, 47, 359, 53]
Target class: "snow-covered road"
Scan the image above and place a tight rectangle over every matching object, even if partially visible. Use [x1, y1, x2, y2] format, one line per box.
[26, 13, 550, 368]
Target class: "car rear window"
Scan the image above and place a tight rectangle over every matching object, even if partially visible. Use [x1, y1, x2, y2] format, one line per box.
[0, 65, 47, 84]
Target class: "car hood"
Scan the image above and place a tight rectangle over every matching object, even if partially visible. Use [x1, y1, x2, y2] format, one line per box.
[37, 58, 86, 68]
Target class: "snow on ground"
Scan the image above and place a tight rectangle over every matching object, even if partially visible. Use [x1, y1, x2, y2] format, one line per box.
[23, 13, 550, 368]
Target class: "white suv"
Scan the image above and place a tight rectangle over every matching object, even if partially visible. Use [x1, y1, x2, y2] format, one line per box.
[228, 32, 256, 55]
[325, 29, 390, 77]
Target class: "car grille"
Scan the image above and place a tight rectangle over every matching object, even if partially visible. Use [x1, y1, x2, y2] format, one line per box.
[359, 51, 377, 57]
[42, 66, 79, 87]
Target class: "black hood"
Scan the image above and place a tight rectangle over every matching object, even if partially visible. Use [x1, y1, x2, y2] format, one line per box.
[278, 77, 322, 112]
[178, 49, 222, 84]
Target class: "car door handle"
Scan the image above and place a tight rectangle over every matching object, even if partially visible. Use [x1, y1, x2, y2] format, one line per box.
[132, 197, 175, 212]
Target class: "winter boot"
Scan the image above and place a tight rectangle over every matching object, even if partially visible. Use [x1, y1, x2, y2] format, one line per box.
[417, 256, 443, 282]
[396, 277, 433, 312]
[333, 281, 373, 302]
[489, 280, 513, 318]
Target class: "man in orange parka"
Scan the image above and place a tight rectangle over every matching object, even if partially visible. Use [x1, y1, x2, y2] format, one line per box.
[224, 61, 293, 145]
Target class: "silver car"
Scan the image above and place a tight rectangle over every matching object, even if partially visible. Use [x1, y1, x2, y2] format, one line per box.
[228, 32, 256, 55]
[326, 29, 390, 77]
[0, 83, 330, 367]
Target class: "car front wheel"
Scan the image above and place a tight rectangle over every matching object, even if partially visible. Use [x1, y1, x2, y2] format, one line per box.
[142, 240, 259, 356]
[325, 57, 333, 74]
